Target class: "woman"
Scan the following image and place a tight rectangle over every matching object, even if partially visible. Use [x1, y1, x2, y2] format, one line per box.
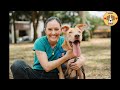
[10, 16, 85, 79]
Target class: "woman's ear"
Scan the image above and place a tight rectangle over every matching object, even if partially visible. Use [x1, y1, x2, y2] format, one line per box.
[61, 25, 70, 34]
[75, 24, 87, 32]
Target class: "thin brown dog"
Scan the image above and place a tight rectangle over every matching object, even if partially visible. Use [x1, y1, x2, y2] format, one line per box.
[57, 24, 87, 79]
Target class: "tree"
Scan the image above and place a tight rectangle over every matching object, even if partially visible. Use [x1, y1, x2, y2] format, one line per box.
[9, 11, 32, 43]
[9, 11, 41, 42]
[79, 11, 90, 41]
[86, 12, 105, 38]
[31, 11, 41, 42]
[9, 11, 17, 44]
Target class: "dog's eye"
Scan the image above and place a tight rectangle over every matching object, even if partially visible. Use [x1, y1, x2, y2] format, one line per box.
[69, 32, 72, 33]
[78, 31, 81, 33]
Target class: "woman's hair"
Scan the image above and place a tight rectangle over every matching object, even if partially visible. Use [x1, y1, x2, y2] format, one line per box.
[44, 16, 62, 30]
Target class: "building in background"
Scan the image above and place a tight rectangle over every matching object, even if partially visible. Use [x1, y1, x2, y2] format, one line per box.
[9, 20, 44, 43]
[93, 25, 111, 38]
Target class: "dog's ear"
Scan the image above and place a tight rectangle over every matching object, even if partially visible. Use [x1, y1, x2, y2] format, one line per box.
[61, 25, 70, 33]
[75, 24, 87, 32]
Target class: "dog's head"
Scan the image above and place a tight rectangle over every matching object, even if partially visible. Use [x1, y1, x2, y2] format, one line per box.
[107, 15, 115, 25]
[61, 24, 87, 56]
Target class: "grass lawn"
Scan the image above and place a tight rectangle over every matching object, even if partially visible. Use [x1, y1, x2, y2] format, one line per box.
[9, 38, 111, 79]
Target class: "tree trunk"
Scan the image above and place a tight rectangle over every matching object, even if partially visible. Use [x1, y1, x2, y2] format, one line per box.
[79, 11, 90, 41]
[32, 11, 40, 42]
[12, 12, 17, 43]
[90, 30, 93, 38]
[79, 11, 85, 24]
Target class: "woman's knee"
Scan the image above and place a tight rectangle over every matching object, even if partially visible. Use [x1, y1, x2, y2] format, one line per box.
[10, 60, 26, 73]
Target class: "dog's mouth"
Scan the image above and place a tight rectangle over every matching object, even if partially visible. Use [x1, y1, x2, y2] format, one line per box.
[73, 40, 80, 45]
[69, 40, 81, 57]
[69, 40, 80, 47]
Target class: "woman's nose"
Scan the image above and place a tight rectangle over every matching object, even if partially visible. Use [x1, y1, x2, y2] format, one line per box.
[51, 30, 55, 34]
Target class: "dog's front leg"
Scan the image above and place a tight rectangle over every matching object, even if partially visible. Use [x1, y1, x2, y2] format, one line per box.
[77, 69, 82, 79]
[57, 66, 65, 79]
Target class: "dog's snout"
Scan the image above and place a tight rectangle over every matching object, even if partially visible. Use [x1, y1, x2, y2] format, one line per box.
[75, 34, 80, 38]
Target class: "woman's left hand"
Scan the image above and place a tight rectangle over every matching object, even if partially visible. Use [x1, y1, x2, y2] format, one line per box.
[69, 56, 85, 70]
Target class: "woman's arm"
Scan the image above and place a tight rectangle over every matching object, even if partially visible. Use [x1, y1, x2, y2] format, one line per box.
[69, 55, 86, 70]
[36, 50, 75, 72]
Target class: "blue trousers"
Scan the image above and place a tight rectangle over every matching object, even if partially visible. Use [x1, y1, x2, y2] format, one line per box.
[10, 60, 59, 79]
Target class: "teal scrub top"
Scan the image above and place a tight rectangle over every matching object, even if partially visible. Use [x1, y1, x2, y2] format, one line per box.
[32, 35, 66, 72]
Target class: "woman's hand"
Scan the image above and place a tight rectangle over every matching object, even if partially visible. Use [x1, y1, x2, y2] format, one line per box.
[65, 50, 76, 60]
[69, 56, 85, 70]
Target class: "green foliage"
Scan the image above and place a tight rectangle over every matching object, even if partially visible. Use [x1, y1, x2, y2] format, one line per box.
[9, 11, 32, 22]
[86, 15, 105, 31]
[53, 11, 80, 27]
[82, 30, 90, 41]
[9, 11, 106, 40]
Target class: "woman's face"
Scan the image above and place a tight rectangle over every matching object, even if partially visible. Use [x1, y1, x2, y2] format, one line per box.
[45, 20, 61, 44]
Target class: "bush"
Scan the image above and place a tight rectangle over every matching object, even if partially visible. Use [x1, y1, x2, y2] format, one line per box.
[82, 30, 90, 41]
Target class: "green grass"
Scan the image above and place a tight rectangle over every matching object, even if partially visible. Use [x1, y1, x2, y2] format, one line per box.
[9, 38, 111, 79]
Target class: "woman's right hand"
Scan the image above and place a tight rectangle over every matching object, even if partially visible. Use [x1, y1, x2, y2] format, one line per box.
[64, 50, 76, 60]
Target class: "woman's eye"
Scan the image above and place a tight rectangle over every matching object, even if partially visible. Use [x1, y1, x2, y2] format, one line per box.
[48, 29, 52, 31]
[55, 29, 59, 31]
[69, 32, 72, 33]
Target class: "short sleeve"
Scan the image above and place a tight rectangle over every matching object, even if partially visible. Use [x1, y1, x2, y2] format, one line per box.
[32, 38, 45, 52]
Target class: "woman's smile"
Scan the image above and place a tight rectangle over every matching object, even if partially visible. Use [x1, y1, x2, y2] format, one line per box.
[50, 35, 57, 39]
[45, 20, 61, 44]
